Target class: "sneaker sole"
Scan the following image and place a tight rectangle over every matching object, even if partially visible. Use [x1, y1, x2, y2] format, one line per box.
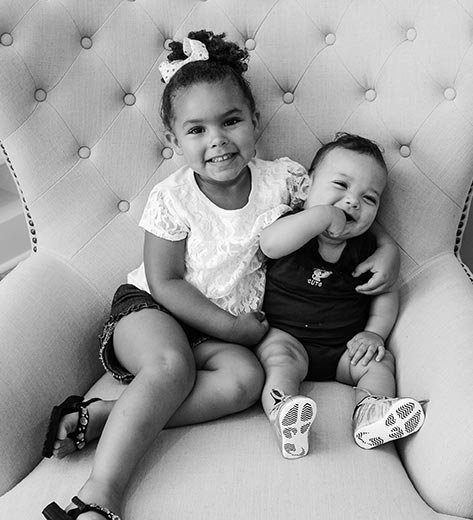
[354, 397, 425, 449]
[277, 397, 317, 459]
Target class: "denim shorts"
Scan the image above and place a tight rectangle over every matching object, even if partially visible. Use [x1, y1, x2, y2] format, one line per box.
[99, 284, 208, 383]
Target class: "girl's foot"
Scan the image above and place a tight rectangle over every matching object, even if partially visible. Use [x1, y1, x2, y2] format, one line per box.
[42, 478, 122, 520]
[269, 390, 317, 459]
[52, 399, 112, 459]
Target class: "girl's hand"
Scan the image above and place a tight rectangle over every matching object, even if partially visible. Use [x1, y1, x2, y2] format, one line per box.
[353, 244, 400, 295]
[230, 311, 269, 346]
[347, 331, 385, 366]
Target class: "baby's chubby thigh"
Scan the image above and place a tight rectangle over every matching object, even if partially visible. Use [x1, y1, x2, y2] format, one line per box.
[254, 328, 309, 378]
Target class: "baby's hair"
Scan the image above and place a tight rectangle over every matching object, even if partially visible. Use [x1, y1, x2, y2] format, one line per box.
[160, 30, 256, 131]
[309, 132, 387, 174]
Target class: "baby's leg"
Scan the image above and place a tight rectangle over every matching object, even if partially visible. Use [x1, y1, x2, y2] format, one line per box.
[69, 308, 196, 519]
[166, 339, 265, 427]
[336, 349, 396, 405]
[255, 328, 309, 417]
[255, 328, 316, 458]
[337, 351, 424, 449]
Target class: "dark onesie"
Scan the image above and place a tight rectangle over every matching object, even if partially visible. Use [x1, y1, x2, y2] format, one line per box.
[263, 230, 376, 381]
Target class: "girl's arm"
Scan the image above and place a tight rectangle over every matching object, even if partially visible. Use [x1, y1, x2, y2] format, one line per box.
[347, 290, 399, 366]
[260, 205, 346, 259]
[353, 222, 400, 295]
[143, 232, 268, 346]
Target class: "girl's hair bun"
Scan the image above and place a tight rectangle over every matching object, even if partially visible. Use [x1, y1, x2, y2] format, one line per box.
[167, 30, 249, 76]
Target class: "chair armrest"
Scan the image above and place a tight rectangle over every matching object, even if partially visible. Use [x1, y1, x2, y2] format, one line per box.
[0, 253, 108, 495]
[390, 254, 473, 518]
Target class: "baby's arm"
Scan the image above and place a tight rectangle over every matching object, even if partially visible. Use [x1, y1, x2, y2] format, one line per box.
[260, 205, 346, 259]
[347, 290, 399, 366]
[353, 222, 400, 295]
[144, 232, 268, 346]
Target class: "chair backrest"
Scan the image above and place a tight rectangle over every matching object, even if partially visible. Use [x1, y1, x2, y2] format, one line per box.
[1, 0, 472, 300]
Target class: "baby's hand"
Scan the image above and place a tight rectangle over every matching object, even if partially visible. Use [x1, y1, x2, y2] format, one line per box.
[324, 206, 347, 238]
[230, 311, 269, 346]
[347, 331, 385, 366]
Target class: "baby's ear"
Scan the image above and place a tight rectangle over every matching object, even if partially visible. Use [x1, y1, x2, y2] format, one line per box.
[165, 131, 183, 155]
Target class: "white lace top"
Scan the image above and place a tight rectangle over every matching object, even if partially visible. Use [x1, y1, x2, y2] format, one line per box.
[128, 157, 310, 315]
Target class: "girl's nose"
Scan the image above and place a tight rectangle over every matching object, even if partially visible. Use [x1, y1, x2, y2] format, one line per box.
[209, 130, 228, 147]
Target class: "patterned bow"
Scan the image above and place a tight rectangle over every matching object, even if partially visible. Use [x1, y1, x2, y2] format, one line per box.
[159, 37, 209, 83]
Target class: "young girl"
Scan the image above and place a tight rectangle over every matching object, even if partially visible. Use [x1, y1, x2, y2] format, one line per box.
[256, 134, 425, 459]
[42, 32, 399, 519]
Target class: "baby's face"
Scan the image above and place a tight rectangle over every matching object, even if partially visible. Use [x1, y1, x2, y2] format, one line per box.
[305, 147, 387, 239]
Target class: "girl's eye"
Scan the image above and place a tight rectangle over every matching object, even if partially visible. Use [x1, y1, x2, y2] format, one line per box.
[224, 118, 240, 127]
[333, 181, 347, 189]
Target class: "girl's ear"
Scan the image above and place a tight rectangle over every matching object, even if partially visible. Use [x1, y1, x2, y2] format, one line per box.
[252, 110, 260, 133]
[165, 131, 184, 156]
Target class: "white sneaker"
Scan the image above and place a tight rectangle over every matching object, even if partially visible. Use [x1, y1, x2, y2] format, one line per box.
[269, 390, 317, 459]
[353, 395, 425, 449]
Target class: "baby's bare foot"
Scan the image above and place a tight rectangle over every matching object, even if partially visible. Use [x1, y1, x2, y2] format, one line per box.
[53, 399, 113, 458]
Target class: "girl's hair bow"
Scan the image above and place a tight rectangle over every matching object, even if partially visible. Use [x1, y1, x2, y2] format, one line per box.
[159, 37, 209, 83]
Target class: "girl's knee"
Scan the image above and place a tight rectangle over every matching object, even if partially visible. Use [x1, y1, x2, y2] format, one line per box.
[140, 348, 196, 394]
[223, 358, 264, 410]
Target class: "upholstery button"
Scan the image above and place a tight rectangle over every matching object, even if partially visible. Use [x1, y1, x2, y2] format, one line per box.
[162, 147, 174, 159]
[0, 33, 13, 46]
[325, 33, 336, 45]
[283, 92, 294, 104]
[365, 89, 377, 101]
[245, 39, 256, 51]
[118, 200, 130, 212]
[78, 146, 91, 159]
[123, 93, 136, 106]
[444, 87, 456, 100]
[406, 28, 417, 41]
[164, 38, 173, 50]
[400, 145, 411, 158]
[81, 37, 93, 49]
[34, 89, 47, 102]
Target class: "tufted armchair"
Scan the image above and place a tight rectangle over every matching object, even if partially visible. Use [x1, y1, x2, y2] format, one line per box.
[1, 1, 473, 519]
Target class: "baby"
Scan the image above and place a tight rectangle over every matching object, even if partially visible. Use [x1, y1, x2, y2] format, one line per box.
[256, 133, 425, 458]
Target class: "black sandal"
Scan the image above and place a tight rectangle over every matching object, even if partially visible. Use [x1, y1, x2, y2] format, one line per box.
[42, 395, 101, 458]
[42, 496, 121, 519]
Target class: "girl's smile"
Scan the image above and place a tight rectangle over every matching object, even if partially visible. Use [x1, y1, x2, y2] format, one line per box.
[166, 77, 259, 193]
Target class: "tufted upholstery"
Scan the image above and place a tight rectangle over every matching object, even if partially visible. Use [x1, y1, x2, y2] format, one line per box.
[1, 1, 473, 519]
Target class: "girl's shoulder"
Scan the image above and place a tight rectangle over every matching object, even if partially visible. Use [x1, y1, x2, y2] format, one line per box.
[148, 165, 193, 198]
[252, 156, 308, 179]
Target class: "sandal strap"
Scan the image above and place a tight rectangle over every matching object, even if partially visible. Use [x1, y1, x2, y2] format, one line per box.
[70, 397, 101, 451]
[70, 496, 121, 520]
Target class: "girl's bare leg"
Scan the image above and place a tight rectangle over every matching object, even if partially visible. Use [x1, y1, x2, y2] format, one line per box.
[62, 312, 264, 519]
[68, 308, 196, 519]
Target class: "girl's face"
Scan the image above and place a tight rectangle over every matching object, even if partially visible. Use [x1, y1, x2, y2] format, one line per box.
[166, 77, 259, 185]
[305, 147, 387, 239]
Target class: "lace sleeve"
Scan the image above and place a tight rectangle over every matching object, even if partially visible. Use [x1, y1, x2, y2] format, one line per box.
[282, 158, 311, 210]
[139, 185, 188, 240]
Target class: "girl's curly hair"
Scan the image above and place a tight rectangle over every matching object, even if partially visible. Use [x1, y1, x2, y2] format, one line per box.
[160, 30, 256, 131]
